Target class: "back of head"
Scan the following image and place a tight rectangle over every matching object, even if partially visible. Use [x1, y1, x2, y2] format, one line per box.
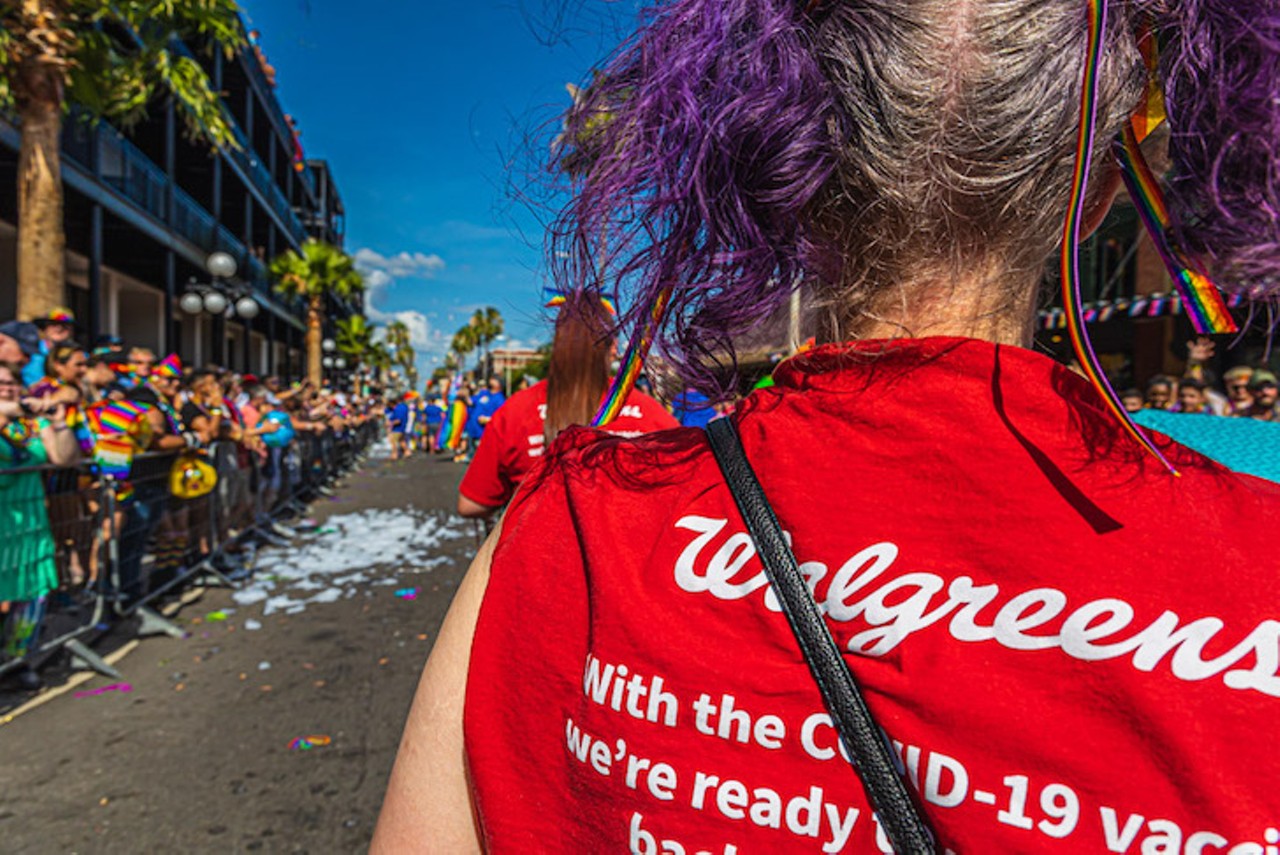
[544, 291, 612, 444]
[552, 0, 1280, 394]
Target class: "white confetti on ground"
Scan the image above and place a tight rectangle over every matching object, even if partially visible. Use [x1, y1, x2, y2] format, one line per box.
[233, 509, 471, 616]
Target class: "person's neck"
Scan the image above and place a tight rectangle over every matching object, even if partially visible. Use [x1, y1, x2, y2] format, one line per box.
[843, 264, 1040, 348]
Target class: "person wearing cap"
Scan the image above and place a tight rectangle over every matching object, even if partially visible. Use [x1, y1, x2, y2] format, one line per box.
[0, 320, 41, 369]
[1222, 365, 1254, 416]
[92, 334, 124, 358]
[1246, 370, 1279, 421]
[127, 354, 191, 451]
[22, 308, 77, 387]
[83, 353, 121, 405]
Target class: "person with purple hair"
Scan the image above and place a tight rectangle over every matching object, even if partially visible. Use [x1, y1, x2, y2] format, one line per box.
[376, 1, 1280, 851]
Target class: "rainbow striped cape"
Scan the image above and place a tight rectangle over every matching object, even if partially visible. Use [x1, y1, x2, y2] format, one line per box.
[438, 400, 469, 451]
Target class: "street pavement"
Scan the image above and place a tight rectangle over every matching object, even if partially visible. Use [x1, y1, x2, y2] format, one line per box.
[0, 448, 482, 854]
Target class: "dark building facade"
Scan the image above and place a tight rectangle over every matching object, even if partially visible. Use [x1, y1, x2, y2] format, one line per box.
[0, 25, 351, 379]
[1033, 205, 1276, 388]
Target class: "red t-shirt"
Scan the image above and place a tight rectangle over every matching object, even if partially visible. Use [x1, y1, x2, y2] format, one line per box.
[458, 380, 679, 508]
[465, 338, 1280, 853]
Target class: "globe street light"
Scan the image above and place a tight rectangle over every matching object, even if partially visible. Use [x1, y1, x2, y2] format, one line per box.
[202, 290, 228, 315]
[179, 252, 261, 321]
[206, 251, 238, 280]
[322, 338, 336, 353]
[179, 291, 206, 314]
[235, 296, 260, 319]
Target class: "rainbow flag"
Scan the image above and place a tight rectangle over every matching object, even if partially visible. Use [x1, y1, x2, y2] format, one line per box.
[66, 403, 95, 455]
[93, 436, 135, 480]
[86, 400, 152, 479]
[439, 400, 468, 451]
[90, 400, 142, 435]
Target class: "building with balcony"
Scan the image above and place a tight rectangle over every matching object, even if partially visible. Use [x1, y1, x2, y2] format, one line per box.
[0, 25, 352, 378]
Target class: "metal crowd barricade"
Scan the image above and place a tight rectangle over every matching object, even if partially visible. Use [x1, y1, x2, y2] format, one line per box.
[0, 460, 111, 679]
[297, 431, 324, 501]
[1, 422, 381, 686]
[108, 449, 215, 640]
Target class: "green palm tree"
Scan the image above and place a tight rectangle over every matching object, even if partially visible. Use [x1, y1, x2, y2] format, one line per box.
[554, 74, 623, 178]
[384, 320, 416, 387]
[335, 314, 373, 361]
[366, 340, 392, 385]
[451, 325, 477, 375]
[335, 313, 374, 395]
[469, 307, 505, 381]
[385, 319, 410, 357]
[271, 240, 364, 386]
[0, 1, 244, 320]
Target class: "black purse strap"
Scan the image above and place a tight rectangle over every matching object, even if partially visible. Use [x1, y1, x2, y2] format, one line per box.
[706, 417, 936, 855]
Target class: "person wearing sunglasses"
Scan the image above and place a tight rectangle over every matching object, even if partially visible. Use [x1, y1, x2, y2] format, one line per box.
[1222, 366, 1254, 417]
[1246, 371, 1279, 422]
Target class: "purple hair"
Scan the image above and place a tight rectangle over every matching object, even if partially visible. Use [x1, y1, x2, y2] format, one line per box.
[551, 0, 1280, 394]
[1157, 0, 1280, 295]
[550, 0, 842, 395]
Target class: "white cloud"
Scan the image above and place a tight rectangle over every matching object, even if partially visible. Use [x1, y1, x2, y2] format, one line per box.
[354, 246, 453, 376]
[354, 248, 446, 281]
[370, 309, 445, 353]
[363, 269, 393, 294]
[492, 336, 538, 353]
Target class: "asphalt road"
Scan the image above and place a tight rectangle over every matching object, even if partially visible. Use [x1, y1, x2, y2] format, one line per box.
[0, 449, 481, 854]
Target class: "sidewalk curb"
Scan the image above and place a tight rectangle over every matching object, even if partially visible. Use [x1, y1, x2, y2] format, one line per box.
[0, 586, 206, 727]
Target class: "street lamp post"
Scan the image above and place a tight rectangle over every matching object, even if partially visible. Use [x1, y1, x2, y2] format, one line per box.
[178, 252, 262, 368]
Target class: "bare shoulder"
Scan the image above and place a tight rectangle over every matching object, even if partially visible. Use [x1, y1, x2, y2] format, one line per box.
[371, 523, 500, 853]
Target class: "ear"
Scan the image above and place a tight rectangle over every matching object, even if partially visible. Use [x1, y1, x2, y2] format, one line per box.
[1082, 157, 1123, 239]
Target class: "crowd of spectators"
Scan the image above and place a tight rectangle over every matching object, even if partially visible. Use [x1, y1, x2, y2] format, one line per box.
[384, 376, 510, 462]
[0, 308, 382, 687]
[1122, 337, 1280, 420]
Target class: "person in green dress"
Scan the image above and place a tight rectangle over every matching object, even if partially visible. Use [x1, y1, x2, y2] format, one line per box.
[0, 361, 80, 666]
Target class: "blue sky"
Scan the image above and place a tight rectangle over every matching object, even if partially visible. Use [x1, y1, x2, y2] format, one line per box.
[238, 1, 637, 377]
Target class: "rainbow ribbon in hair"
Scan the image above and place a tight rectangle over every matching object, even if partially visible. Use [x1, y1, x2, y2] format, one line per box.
[1063, 0, 1178, 474]
[1114, 18, 1235, 335]
[1131, 21, 1167, 142]
[1114, 125, 1237, 335]
[1062, 1, 1241, 475]
[544, 287, 618, 317]
[592, 287, 670, 427]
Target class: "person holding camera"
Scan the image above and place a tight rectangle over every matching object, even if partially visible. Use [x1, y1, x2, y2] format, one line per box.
[0, 361, 79, 677]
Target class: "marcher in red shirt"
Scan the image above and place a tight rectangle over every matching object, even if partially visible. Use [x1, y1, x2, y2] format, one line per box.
[457, 293, 676, 517]
[375, 1, 1280, 851]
